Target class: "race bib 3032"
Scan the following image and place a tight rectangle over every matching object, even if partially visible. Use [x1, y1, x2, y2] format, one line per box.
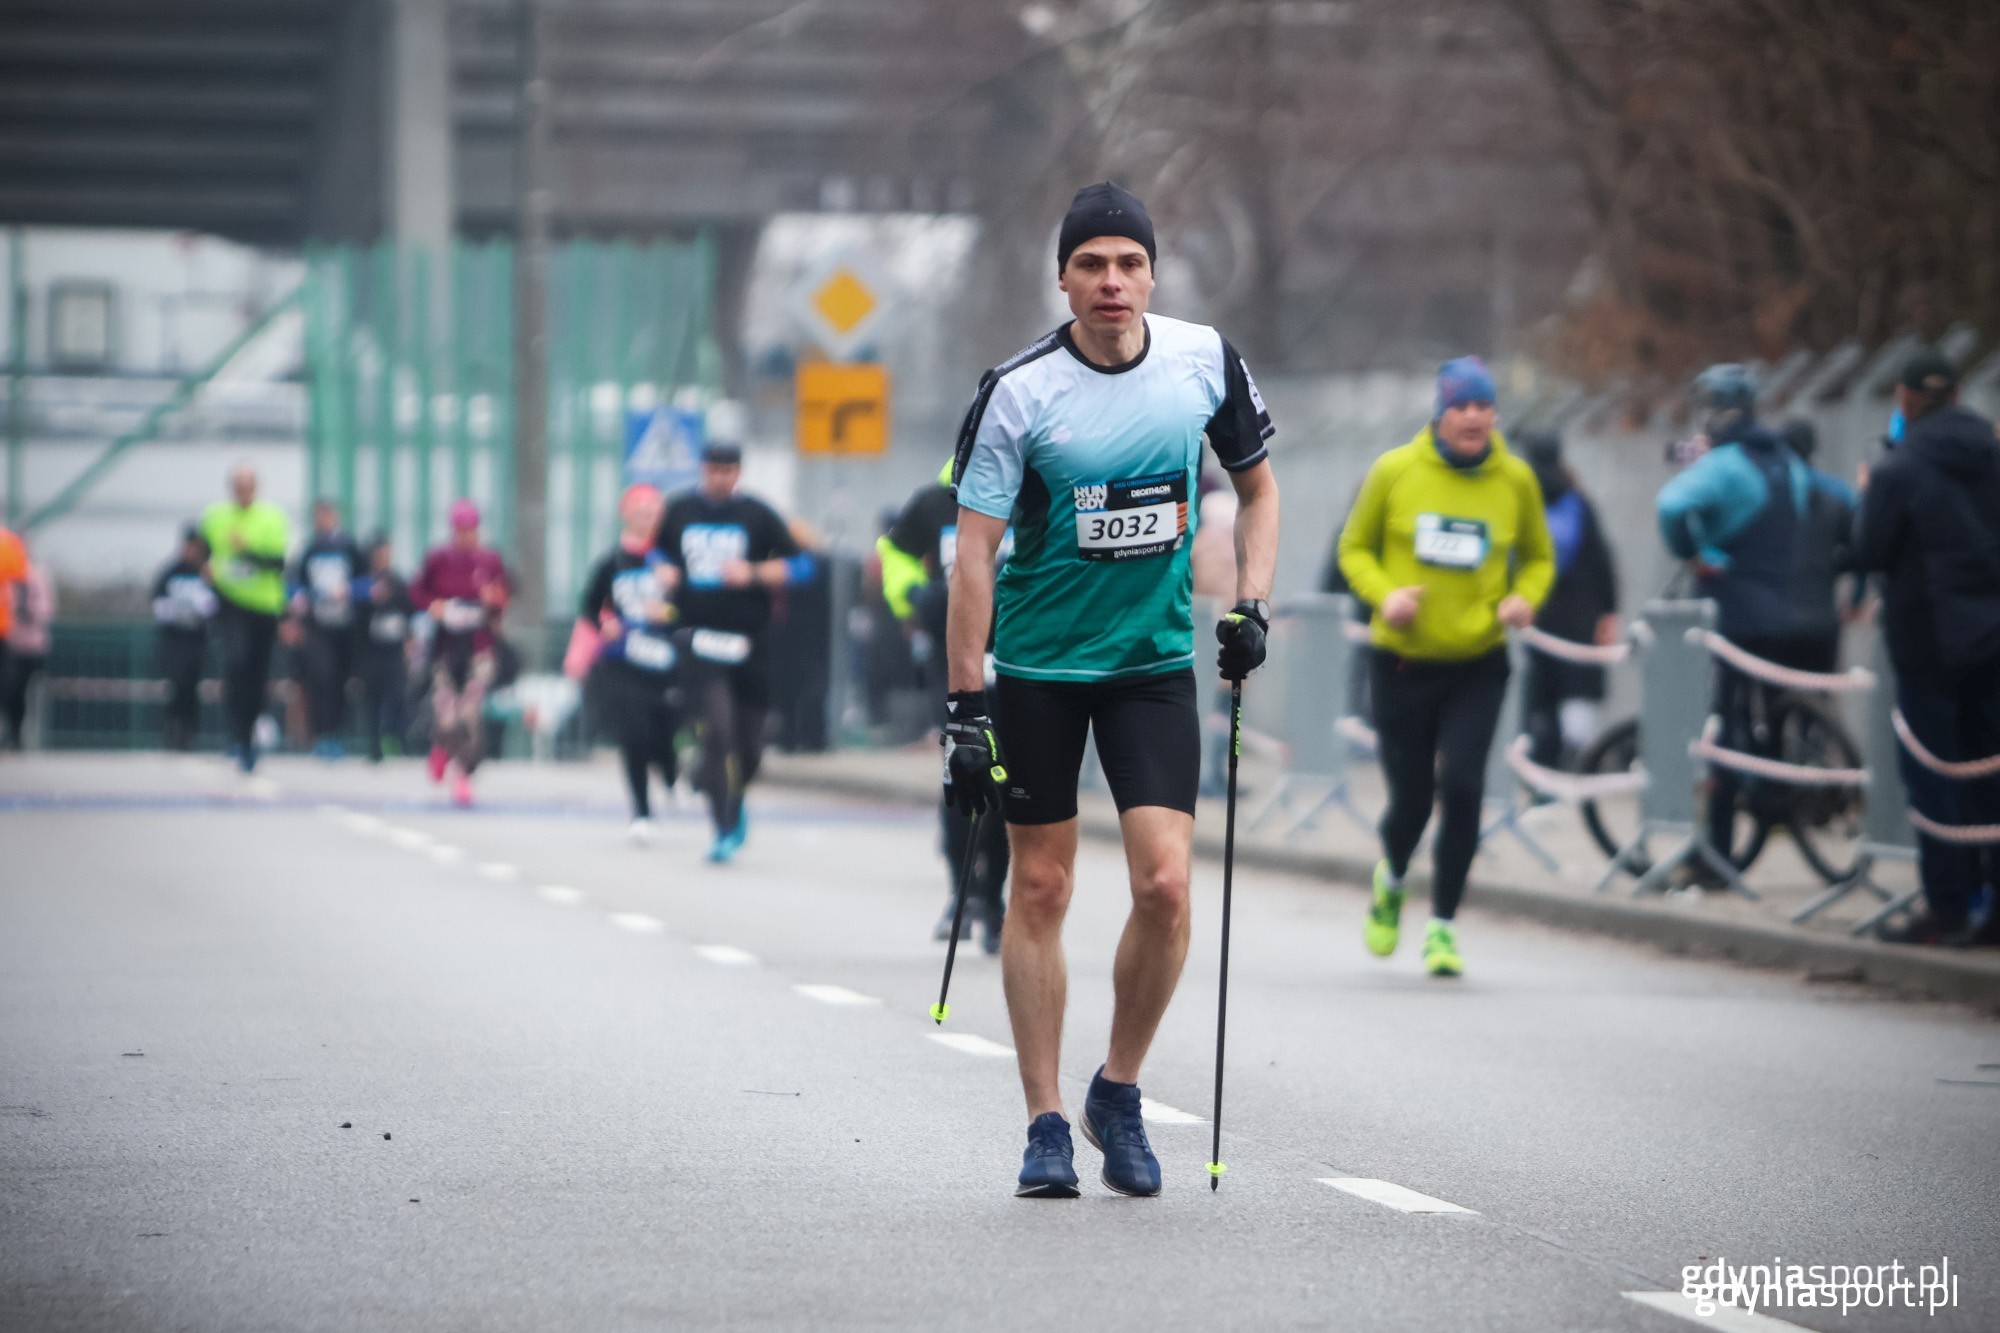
[1413, 514, 1489, 569]
[1073, 472, 1187, 561]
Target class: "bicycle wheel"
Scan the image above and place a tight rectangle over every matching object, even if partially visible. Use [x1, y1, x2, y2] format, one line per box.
[1578, 718, 1645, 866]
[1578, 717, 1770, 874]
[1773, 694, 1867, 884]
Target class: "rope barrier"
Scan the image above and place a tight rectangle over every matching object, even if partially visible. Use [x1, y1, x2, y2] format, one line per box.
[1907, 809, 2000, 846]
[1686, 629, 1876, 694]
[1891, 709, 2000, 780]
[1502, 735, 1648, 802]
[1515, 623, 1634, 666]
[1689, 716, 1870, 787]
[1334, 715, 1378, 752]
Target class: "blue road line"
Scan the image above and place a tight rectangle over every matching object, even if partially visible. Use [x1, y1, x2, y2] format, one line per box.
[0, 791, 928, 826]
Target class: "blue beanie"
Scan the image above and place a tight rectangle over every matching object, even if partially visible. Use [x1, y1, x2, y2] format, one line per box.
[1435, 356, 1496, 416]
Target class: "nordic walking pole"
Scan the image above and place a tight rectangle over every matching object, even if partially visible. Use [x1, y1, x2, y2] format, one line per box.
[930, 811, 982, 1024]
[1208, 677, 1244, 1190]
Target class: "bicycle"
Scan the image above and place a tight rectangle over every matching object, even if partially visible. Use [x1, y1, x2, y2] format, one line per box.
[1565, 569, 1867, 885]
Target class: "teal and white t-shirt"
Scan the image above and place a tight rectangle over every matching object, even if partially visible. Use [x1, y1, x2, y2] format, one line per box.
[951, 313, 1273, 682]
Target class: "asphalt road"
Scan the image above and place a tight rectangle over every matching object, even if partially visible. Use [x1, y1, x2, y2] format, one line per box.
[3, 753, 1996, 1332]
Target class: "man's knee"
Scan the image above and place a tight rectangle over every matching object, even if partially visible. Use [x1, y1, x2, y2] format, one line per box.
[1009, 853, 1072, 926]
[1130, 860, 1191, 926]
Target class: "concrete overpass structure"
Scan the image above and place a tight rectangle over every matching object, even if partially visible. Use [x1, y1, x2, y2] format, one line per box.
[0, 0, 1043, 251]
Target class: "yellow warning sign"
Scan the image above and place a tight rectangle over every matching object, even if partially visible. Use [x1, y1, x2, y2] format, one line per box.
[796, 363, 890, 456]
[810, 268, 877, 338]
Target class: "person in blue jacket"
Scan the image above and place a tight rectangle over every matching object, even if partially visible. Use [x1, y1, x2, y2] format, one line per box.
[1656, 365, 1856, 873]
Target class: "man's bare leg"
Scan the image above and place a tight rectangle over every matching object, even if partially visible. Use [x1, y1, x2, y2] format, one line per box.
[1000, 818, 1078, 1119]
[1103, 805, 1195, 1084]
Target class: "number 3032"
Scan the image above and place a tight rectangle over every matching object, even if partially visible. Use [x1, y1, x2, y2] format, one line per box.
[1087, 512, 1159, 541]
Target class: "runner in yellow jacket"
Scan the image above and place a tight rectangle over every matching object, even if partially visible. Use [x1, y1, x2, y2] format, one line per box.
[1337, 356, 1554, 976]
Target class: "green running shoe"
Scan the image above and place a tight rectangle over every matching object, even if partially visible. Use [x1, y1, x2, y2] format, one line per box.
[1364, 860, 1404, 957]
[1423, 921, 1463, 977]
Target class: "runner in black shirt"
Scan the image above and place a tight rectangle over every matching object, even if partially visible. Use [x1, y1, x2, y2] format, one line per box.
[355, 536, 414, 762]
[152, 525, 217, 751]
[289, 499, 367, 757]
[883, 474, 1010, 952]
[580, 484, 682, 841]
[651, 443, 811, 862]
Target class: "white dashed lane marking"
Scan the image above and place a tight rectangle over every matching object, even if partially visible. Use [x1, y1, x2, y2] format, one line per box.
[694, 945, 758, 966]
[477, 862, 519, 881]
[928, 1033, 1013, 1058]
[427, 845, 465, 865]
[1317, 1178, 1477, 1214]
[340, 813, 385, 835]
[608, 912, 665, 934]
[1623, 1292, 1818, 1332]
[536, 886, 585, 906]
[1139, 1098, 1205, 1125]
[792, 984, 881, 1007]
[388, 828, 432, 850]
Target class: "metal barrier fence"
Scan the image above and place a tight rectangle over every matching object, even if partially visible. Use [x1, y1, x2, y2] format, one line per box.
[301, 236, 719, 610]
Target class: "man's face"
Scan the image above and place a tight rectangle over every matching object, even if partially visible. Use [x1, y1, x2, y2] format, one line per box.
[1059, 237, 1153, 340]
[229, 468, 257, 506]
[313, 503, 338, 535]
[700, 460, 740, 501]
[451, 524, 479, 550]
[1438, 402, 1496, 457]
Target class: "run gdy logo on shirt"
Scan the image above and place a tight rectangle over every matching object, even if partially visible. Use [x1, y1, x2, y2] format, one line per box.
[951, 313, 1272, 682]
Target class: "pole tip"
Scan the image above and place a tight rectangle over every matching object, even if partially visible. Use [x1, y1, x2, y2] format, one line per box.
[929, 1002, 949, 1024]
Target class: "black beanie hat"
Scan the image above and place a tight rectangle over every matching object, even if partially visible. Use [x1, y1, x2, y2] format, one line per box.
[1057, 181, 1156, 274]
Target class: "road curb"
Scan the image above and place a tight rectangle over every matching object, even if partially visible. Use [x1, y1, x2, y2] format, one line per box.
[766, 761, 2000, 1012]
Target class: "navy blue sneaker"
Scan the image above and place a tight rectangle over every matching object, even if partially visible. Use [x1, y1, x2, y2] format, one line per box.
[1015, 1111, 1080, 1198]
[1080, 1066, 1161, 1197]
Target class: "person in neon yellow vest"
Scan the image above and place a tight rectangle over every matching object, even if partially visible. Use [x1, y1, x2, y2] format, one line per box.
[200, 462, 291, 772]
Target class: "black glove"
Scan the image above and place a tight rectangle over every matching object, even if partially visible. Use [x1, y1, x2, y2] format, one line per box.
[1215, 599, 1270, 681]
[942, 691, 1007, 816]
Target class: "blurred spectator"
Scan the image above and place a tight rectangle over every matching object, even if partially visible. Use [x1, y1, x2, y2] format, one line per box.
[769, 516, 833, 752]
[1849, 348, 2000, 947]
[862, 507, 921, 733]
[151, 525, 217, 752]
[289, 499, 367, 759]
[1517, 432, 1619, 771]
[0, 525, 25, 721]
[200, 463, 291, 772]
[1318, 480, 1375, 725]
[1657, 366, 1851, 871]
[1, 535, 55, 749]
[356, 535, 413, 763]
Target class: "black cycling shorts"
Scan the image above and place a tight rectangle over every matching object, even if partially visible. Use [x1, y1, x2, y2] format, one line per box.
[992, 668, 1200, 825]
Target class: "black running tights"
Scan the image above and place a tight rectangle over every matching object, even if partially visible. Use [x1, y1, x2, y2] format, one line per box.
[1371, 648, 1510, 921]
[693, 668, 766, 837]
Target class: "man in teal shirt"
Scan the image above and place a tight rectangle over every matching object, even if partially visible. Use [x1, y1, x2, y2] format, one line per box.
[200, 462, 290, 771]
[945, 183, 1281, 1199]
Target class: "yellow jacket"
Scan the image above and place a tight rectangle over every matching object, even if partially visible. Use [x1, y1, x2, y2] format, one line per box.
[1337, 427, 1555, 661]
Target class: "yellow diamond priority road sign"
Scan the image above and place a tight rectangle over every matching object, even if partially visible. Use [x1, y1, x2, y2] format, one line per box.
[811, 268, 876, 339]
[793, 252, 889, 357]
[796, 363, 890, 456]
